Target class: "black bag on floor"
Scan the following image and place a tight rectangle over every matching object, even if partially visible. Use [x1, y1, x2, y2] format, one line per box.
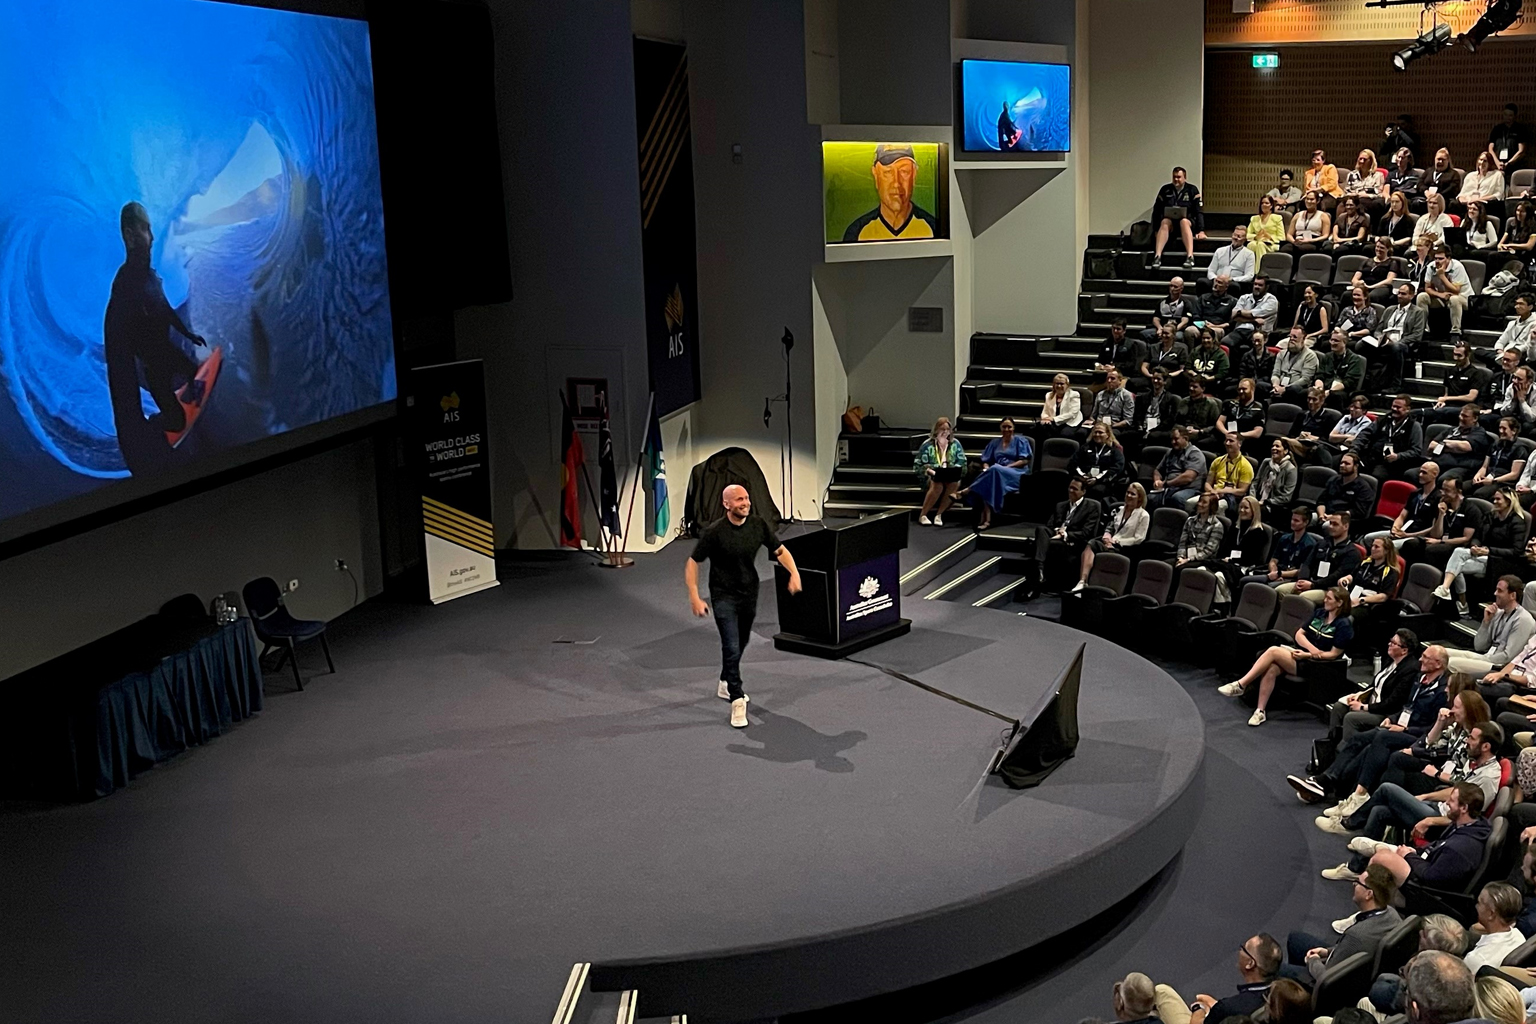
[1125, 220, 1154, 249]
[1085, 249, 1117, 279]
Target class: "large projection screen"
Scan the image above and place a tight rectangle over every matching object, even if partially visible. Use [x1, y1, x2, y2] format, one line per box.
[0, 0, 396, 552]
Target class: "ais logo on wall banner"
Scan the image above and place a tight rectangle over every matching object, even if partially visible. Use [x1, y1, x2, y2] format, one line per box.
[408, 360, 499, 604]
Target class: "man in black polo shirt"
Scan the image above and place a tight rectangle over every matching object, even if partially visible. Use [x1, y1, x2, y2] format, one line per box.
[687, 485, 802, 727]
[1317, 452, 1376, 524]
[1365, 461, 1440, 552]
[1152, 933, 1280, 1024]
[1428, 404, 1491, 479]
[1093, 318, 1143, 389]
[1355, 394, 1424, 482]
[1490, 103, 1530, 172]
[1216, 377, 1266, 453]
[1423, 342, 1492, 426]
[1278, 512, 1363, 604]
[1240, 505, 1318, 590]
[1401, 475, 1481, 573]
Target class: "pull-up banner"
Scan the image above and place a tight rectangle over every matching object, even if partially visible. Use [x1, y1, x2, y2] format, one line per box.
[408, 360, 499, 604]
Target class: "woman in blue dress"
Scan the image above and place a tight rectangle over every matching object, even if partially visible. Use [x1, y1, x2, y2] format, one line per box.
[966, 417, 1032, 530]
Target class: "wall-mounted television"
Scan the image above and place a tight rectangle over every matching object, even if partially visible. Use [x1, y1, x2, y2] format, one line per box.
[958, 59, 1072, 154]
[0, 0, 396, 553]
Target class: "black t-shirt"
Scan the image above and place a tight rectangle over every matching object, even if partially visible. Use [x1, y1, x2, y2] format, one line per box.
[1491, 122, 1531, 162]
[691, 515, 782, 600]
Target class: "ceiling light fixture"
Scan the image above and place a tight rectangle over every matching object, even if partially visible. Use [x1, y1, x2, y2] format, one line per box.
[1462, 0, 1523, 51]
[1392, 21, 1452, 69]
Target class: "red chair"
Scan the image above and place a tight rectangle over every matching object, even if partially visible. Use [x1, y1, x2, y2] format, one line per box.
[1373, 479, 1416, 525]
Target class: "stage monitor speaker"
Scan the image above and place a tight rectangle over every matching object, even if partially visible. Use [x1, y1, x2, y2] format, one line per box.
[990, 643, 1083, 789]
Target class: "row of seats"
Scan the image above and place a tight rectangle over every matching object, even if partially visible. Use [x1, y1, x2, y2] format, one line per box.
[1257, 252, 1493, 294]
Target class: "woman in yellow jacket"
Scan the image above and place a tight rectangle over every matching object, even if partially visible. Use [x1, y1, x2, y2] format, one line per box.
[1247, 195, 1286, 261]
[1303, 149, 1343, 210]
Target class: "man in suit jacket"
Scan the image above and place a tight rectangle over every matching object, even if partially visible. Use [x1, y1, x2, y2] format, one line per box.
[1283, 863, 1402, 986]
[1360, 283, 1426, 392]
[1133, 369, 1181, 451]
[1322, 628, 1421, 748]
[1041, 477, 1101, 591]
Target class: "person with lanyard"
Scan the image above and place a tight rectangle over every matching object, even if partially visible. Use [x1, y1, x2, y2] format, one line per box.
[1247, 195, 1287, 262]
[1492, 292, 1536, 367]
[1401, 475, 1481, 574]
[1173, 491, 1224, 576]
[1485, 628, 1536, 742]
[1191, 277, 1237, 347]
[1282, 387, 1333, 465]
[1150, 165, 1205, 270]
[1336, 286, 1379, 352]
[1242, 504, 1319, 591]
[1357, 393, 1423, 482]
[1154, 935, 1280, 1024]
[1315, 330, 1365, 412]
[1282, 190, 1331, 257]
[1069, 421, 1126, 507]
[1445, 568, 1535, 675]
[1221, 496, 1274, 595]
[1344, 148, 1390, 215]
[1189, 329, 1230, 392]
[1288, 644, 1450, 814]
[1491, 365, 1536, 438]
[1306, 628, 1420, 759]
[1435, 488, 1529, 622]
[1035, 372, 1082, 442]
[1425, 341, 1492, 423]
[1092, 318, 1141, 390]
[1328, 196, 1372, 256]
[1215, 376, 1265, 449]
[1480, 348, 1524, 430]
[1219, 585, 1353, 727]
[1489, 102, 1529, 173]
[964, 417, 1032, 531]
[1285, 865, 1401, 986]
[1428, 404, 1492, 481]
[1229, 333, 1273, 401]
[1363, 282, 1423, 394]
[1224, 276, 1279, 349]
[1462, 199, 1501, 251]
[1316, 451, 1375, 524]
[1076, 481, 1148, 592]
[1132, 368, 1179, 453]
[1337, 535, 1400, 643]
[1272, 326, 1321, 403]
[1204, 433, 1252, 515]
[1041, 476, 1101, 591]
[1462, 418, 1527, 498]
[686, 485, 802, 729]
[1141, 278, 1196, 346]
[1373, 190, 1417, 257]
[1365, 460, 1440, 553]
[1278, 511, 1363, 604]
[1081, 369, 1135, 440]
[1292, 283, 1331, 348]
[1206, 230, 1254, 289]
[1412, 191, 1455, 250]
[1328, 395, 1376, 462]
[915, 416, 966, 527]
[1303, 149, 1344, 211]
[1253, 441, 1298, 525]
[1177, 377, 1223, 452]
[1141, 325, 1190, 394]
[1415, 241, 1471, 342]
[1418, 147, 1464, 213]
[1375, 687, 1488, 795]
[1148, 426, 1206, 510]
[1497, 200, 1536, 265]
[1459, 153, 1505, 221]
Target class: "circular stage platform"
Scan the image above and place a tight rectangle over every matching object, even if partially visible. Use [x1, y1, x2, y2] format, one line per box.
[568, 596, 1206, 1020]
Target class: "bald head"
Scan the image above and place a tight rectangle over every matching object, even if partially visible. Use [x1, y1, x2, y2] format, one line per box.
[722, 484, 751, 521]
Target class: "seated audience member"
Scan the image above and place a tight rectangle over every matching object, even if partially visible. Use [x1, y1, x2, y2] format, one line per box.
[1195, 276, 1239, 344]
[1479, 624, 1536, 711]
[1139, 326, 1190, 394]
[1401, 475, 1480, 572]
[1338, 535, 1400, 638]
[1218, 585, 1352, 726]
[1253, 441, 1298, 522]
[916, 416, 967, 526]
[1207, 233, 1254, 290]
[1076, 481, 1148, 592]
[1328, 195, 1372, 255]
[1375, 188, 1417, 255]
[1490, 292, 1536, 366]
[1289, 645, 1449, 811]
[1433, 504, 1531, 628]
[1386, 147, 1422, 214]
[1259, 979, 1312, 1024]
[1356, 393, 1424, 481]
[1189, 328, 1231, 392]
[1284, 863, 1400, 985]
[1151, 934, 1281, 1024]
[1282, 388, 1334, 465]
[1248, 194, 1287, 262]
[1497, 200, 1536, 264]
[1463, 421, 1527, 497]
[1217, 377, 1267, 448]
[1082, 370, 1136, 439]
[1282, 190, 1331, 257]
[1402, 951, 1478, 1024]
[1227, 336, 1273, 402]
[1173, 491, 1224, 568]
[1425, 342, 1492, 423]
[1040, 476, 1101, 591]
[1281, 512, 1363, 600]
[1372, 686, 1490, 797]
[1093, 319, 1142, 388]
[1490, 364, 1536, 437]
[1132, 368, 1179, 451]
[1267, 169, 1304, 216]
[1152, 167, 1204, 270]
[1292, 283, 1331, 348]
[1328, 395, 1376, 461]
[1207, 432, 1254, 513]
[1142, 278, 1196, 346]
[965, 417, 1033, 531]
[1217, 496, 1275, 599]
[1490, 103, 1529, 172]
[1365, 460, 1441, 552]
[1356, 236, 1403, 305]
[1316, 452, 1375, 524]
[1465, 882, 1527, 972]
[1460, 151, 1506, 218]
[1225, 277, 1280, 349]
[1414, 190, 1455, 252]
[1419, 148, 1464, 212]
[1361, 919, 1475, 1022]
[1243, 505, 1319, 591]
[1428, 404, 1492, 479]
[1463, 199, 1502, 253]
[1516, 447, 1536, 510]
[1037, 372, 1084, 440]
[1148, 426, 1207, 509]
[1416, 242, 1473, 341]
[1473, 974, 1525, 1024]
[1404, 234, 1435, 290]
[1273, 327, 1321, 403]
[1316, 331, 1366, 410]
[1363, 282, 1424, 392]
[1071, 421, 1127, 506]
[1335, 782, 1492, 894]
[1110, 971, 1160, 1024]
[1335, 286, 1379, 351]
[1179, 378, 1224, 452]
[1303, 150, 1344, 208]
[1344, 148, 1390, 215]
[1316, 628, 1421, 748]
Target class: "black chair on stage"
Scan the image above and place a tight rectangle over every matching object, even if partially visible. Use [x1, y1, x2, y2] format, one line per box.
[1101, 559, 1174, 650]
[1144, 569, 1217, 654]
[1137, 507, 1188, 562]
[1060, 552, 1131, 635]
[1189, 582, 1278, 670]
[242, 576, 334, 691]
[1372, 915, 1421, 980]
[1311, 951, 1373, 1017]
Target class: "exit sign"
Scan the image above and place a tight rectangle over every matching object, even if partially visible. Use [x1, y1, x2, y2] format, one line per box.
[1252, 53, 1279, 68]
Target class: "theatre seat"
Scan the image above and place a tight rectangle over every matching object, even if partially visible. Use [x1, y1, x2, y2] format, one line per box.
[1372, 915, 1421, 979]
[1144, 568, 1217, 653]
[242, 576, 334, 692]
[1232, 594, 1314, 675]
[1100, 559, 1173, 651]
[1188, 582, 1277, 670]
[1060, 552, 1131, 634]
[1137, 507, 1187, 561]
[1311, 950, 1372, 1017]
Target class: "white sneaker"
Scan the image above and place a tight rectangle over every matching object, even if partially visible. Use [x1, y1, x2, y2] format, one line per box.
[1349, 836, 1392, 856]
[1217, 681, 1246, 696]
[1332, 912, 1360, 934]
[1321, 862, 1356, 880]
[717, 680, 749, 703]
[1433, 584, 1452, 601]
[730, 697, 748, 728]
[1071, 580, 1086, 593]
[919, 515, 932, 526]
[1247, 709, 1267, 727]
[1334, 791, 1370, 819]
[933, 514, 944, 527]
[1315, 815, 1354, 835]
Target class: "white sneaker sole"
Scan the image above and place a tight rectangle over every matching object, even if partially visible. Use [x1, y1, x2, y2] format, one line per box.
[730, 698, 748, 728]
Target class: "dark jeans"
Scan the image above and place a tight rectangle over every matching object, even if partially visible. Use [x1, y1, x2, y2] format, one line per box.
[1282, 930, 1330, 988]
[1342, 782, 1437, 844]
[1325, 727, 1417, 794]
[712, 592, 757, 699]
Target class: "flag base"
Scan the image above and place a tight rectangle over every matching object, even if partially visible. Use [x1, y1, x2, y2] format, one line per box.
[598, 555, 636, 569]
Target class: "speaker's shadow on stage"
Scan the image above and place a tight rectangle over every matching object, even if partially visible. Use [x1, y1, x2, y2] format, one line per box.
[726, 708, 867, 773]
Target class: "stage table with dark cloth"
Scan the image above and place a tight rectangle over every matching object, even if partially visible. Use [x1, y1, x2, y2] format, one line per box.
[2, 616, 263, 800]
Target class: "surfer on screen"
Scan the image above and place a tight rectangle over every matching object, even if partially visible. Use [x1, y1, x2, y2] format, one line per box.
[997, 101, 1021, 151]
[103, 201, 207, 469]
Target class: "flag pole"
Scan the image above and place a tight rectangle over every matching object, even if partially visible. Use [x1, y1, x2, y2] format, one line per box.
[560, 389, 610, 564]
[595, 390, 634, 569]
[609, 391, 656, 569]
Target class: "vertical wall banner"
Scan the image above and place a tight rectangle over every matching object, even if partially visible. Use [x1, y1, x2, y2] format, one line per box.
[633, 37, 701, 417]
[407, 360, 499, 604]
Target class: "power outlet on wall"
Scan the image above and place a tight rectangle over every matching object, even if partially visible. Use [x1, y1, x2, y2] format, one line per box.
[287, 578, 300, 593]
[334, 559, 348, 572]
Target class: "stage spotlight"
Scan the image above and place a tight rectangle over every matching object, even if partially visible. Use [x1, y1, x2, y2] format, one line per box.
[1392, 21, 1452, 69]
[1462, 0, 1523, 51]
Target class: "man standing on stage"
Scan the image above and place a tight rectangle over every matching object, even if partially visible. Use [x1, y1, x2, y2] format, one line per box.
[686, 484, 802, 728]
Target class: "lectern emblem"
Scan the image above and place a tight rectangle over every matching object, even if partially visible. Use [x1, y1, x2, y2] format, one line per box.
[859, 576, 881, 599]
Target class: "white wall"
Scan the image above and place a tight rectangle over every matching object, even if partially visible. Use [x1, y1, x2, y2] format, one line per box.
[1086, 0, 1205, 235]
[0, 441, 379, 679]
